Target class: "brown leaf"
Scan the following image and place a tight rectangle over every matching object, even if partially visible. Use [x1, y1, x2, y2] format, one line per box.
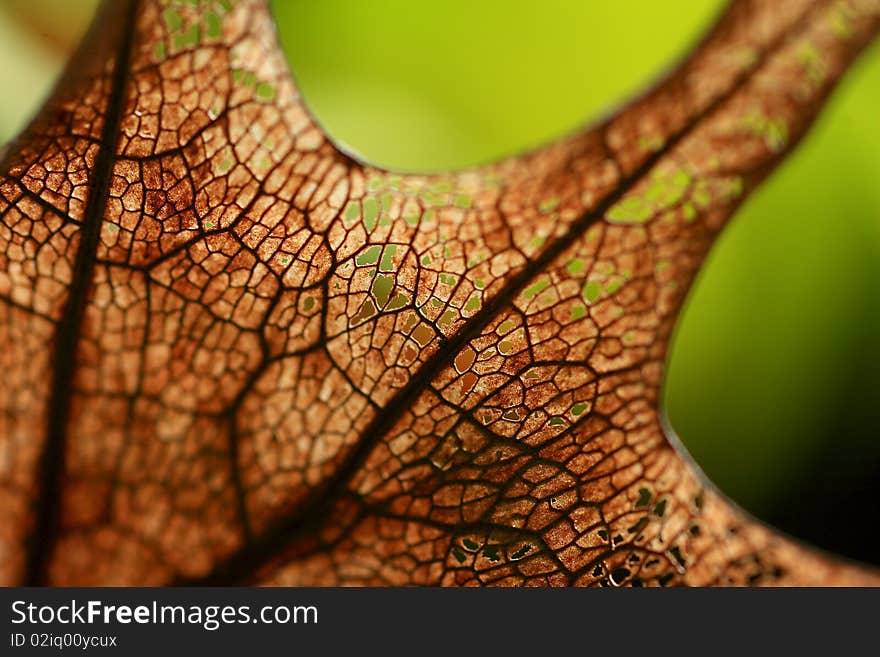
[1, 0, 878, 586]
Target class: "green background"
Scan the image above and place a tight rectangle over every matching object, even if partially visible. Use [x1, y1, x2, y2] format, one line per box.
[2, 0, 877, 563]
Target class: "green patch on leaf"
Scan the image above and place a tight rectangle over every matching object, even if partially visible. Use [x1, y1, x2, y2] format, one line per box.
[604, 277, 622, 295]
[256, 82, 276, 101]
[645, 168, 691, 209]
[454, 193, 472, 209]
[523, 279, 551, 298]
[464, 295, 482, 312]
[162, 8, 184, 32]
[343, 201, 361, 225]
[744, 110, 789, 152]
[830, 5, 853, 39]
[363, 197, 379, 231]
[539, 197, 560, 214]
[583, 281, 601, 304]
[607, 196, 653, 224]
[356, 245, 382, 266]
[639, 134, 665, 152]
[799, 43, 825, 84]
[205, 11, 222, 39]
[439, 308, 458, 328]
[497, 319, 515, 335]
[379, 245, 398, 272]
[371, 274, 394, 307]
[566, 258, 585, 275]
[386, 293, 409, 311]
[173, 23, 200, 49]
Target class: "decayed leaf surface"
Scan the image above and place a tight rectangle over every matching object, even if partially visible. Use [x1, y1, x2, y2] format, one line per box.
[1, 0, 878, 586]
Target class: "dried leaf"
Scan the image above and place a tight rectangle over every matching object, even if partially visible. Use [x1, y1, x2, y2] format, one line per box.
[1, 0, 878, 586]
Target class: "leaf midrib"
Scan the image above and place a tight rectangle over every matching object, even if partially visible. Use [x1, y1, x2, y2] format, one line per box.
[25, 0, 140, 586]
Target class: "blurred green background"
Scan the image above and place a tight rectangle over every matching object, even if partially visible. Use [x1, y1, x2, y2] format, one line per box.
[2, 1, 877, 564]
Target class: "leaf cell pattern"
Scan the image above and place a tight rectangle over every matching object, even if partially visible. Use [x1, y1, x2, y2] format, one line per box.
[0, 0, 878, 586]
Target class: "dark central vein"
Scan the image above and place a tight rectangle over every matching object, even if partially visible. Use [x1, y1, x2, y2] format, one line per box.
[179, 1, 832, 586]
[24, 0, 140, 586]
